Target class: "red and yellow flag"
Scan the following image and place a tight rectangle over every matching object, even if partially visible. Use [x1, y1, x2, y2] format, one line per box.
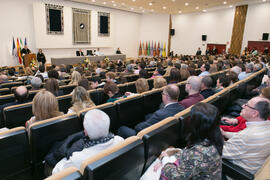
[16, 38, 22, 64]
[139, 41, 142, 56]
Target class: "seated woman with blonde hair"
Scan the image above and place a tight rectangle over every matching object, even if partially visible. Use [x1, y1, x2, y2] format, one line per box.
[69, 71, 81, 86]
[67, 86, 95, 114]
[26, 90, 63, 131]
[153, 76, 167, 89]
[125, 78, 149, 96]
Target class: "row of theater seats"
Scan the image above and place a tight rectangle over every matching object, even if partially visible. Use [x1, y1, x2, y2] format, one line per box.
[0, 68, 266, 180]
[0, 69, 227, 130]
[0, 67, 267, 180]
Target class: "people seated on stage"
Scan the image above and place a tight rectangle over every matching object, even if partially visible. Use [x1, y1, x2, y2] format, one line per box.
[142, 103, 222, 180]
[48, 70, 66, 86]
[45, 78, 64, 97]
[94, 48, 104, 56]
[67, 86, 95, 114]
[104, 82, 122, 103]
[221, 96, 270, 175]
[215, 75, 230, 92]
[205, 47, 210, 55]
[0, 86, 29, 113]
[168, 68, 181, 84]
[125, 78, 149, 97]
[200, 76, 215, 99]
[25, 90, 63, 132]
[116, 48, 122, 54]
[69, 71, 81, 86]
[196, 47, 202, 56]
[238, 63, 253, 80]
[105, 72, 117, 83]
[198, 63, 210, 77]
[179, 76, 204, 108]
[118, 84, 185, 138]
[37, 49, 46, 65]
[153, 76, 167, 89]
[30, 76, 42, 91]
[86, 50, 93, 56]
[35, 65, 48, 79]
[76, 49, 84, 56]
[49, 109, 124, 174]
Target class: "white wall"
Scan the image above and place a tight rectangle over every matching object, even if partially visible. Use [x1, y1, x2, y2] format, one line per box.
[171, 8, 235, 55]
[0, 0, 141, 66]
[139, 14, 170, 53]
[242, 2, 270, 50]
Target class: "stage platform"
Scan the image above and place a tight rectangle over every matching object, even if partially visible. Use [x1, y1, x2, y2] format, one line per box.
[51, 54, 126, 65]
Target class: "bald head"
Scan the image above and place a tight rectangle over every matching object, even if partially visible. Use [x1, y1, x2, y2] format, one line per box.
[14, 86, 28, 102]
[186, 76, 202, 92]
[0, 75, 8, 83]
[163, 84, 180, 102]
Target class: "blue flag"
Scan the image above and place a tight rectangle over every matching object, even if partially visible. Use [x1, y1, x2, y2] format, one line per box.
[12, 37, 16, 56]
[24, 37, 27, 46]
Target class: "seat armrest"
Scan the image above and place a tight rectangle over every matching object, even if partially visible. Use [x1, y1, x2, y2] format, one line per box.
[222, 159, 254, 180]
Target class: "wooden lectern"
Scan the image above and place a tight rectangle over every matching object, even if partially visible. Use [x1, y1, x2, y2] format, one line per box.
[24, 54, 37, 67]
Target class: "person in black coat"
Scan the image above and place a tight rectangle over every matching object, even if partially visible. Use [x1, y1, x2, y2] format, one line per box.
[118, 84, 185, 138]
[196, 48, 202, 56]
[37, 49, 46, 65]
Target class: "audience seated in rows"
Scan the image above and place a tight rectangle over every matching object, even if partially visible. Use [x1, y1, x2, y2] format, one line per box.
[36, 65, 48, 79]
[179, 76, 204, 108]
[125, 78, 149, 96]
[78, 78, 90, 90]
[221, 96, 270, 174]
[25, 90, 63, 131]
[104, 82, 122, 102]
[168, 68, 181, 84]
[49, 109, 124, 174]
[238, 63, 253, 80]
[48, 70, 66, 86]
[89, 76, 104, 89]
[153, 76, 167, 89]
[67, 86, 95, 114]
[200, 76, 215, 99]
[118, 84, 185, 138]
[45, 78, 64, 97]
[179, 64, 190, 81]
[141, 103, 223, 179]
[215, 74, 231, 92]
[0, 74, 9, 85]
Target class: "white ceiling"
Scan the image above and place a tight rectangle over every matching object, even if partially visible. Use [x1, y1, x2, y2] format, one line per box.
[68, 0, 268, 14]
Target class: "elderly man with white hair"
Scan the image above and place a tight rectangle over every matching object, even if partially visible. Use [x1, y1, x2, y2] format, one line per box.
[51, 109, 124, 174]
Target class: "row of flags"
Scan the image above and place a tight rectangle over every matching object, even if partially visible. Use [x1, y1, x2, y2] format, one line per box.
[138, 41, 167, 57]
[12, 37, 27, 64]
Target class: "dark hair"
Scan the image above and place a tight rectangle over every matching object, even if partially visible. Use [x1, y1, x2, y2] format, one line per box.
[89, 76, 101, 84]
[78, 79, 90, 90]
[218, 75, 230, 88]
[39, 65, 45, 73]
[169, 68, 181, 84]
[14, 87, 29, 103]
[168, 61, 173, 66]
[45, 78, 60, 96]
[255, 101, 270, 120]
[66, 64, 73, 73]
[174, 63, 181, 70]
[201, 76, 213, 88]
[48, 70, 59, 79]
[184, 103, 223, 155]
[157, 67, 164, 75]
[204, 63, 210, 71]
[139, 69, 149, 78]
[8, 68, 15, 76]
[139, 63, 146, 69]
[104, 82, 119, 95]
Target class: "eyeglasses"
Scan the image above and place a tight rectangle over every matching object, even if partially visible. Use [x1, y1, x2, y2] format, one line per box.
[243, 103, 257, 111]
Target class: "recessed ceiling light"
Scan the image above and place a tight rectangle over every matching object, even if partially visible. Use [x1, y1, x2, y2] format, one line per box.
[113, 3, 117, 6]
[149, 2, 153, 6]
[223, 1, 227, 4]
[178, 10, 182, 13]
[163, 6, 167, 9]
[132, 0, 136, 2]
[195, 6, 199, 9]
[151, 9, 154, 12]
[139, 6, 143, 9]
[111, 1, 115, 3]
[131, 7, 134, 10]
[262, 0, 266, 2]
[203, 9, 207, 12]
[103, 2, 107, 5]
[142, 10, 145, 12]
[229, 5, 233, 8]
[92, 0, 95, 2]
[172, 0, 176, 2]
[185, 2, 189, 6]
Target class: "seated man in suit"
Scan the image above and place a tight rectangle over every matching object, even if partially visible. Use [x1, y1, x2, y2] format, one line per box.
[200, 76, 215, 99]
[118, 84, 185, 138]
[222, 96, 270, 174]
[50, 109, 124, 174]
